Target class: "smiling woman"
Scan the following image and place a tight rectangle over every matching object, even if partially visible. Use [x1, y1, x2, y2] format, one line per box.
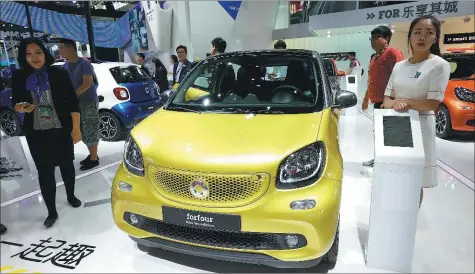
[12, 38, 83, 228]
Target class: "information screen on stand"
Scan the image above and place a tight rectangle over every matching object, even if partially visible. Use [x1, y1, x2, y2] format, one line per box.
[382, 116, 413, 147]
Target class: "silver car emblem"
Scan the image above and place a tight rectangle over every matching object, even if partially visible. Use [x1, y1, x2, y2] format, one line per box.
[190, 179, 209, 199]
[145, 87, 150, 93]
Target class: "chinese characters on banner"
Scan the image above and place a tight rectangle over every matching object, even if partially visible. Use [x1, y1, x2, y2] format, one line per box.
[366, 1, 459, 20]
[1, 238, 96, 270]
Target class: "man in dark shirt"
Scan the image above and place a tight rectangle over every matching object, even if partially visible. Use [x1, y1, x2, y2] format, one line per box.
[60, 39, 100, 171]
[173, 45, 191, 85]
[136, 53, 153, 77]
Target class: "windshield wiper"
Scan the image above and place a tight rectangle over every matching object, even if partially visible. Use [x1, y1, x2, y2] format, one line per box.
[215, 108, 284, 114]
[166, 106, 201, 113]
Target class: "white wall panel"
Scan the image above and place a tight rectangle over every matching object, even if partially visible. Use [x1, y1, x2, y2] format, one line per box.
[189, 1, 234, 60]
[228, 1, 279, 52]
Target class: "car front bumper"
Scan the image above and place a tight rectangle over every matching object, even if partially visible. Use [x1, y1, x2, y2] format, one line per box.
[447, 101, 475, 132]
[111, 163, 341, 268]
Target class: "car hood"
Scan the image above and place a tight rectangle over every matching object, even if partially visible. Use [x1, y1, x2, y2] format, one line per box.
[449, 77, 475, 91]
[132, 109, 324, 175]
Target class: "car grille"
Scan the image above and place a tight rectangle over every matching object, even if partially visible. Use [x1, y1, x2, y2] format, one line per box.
[147, 165, 270, 208]
[124, 212, 306, 250]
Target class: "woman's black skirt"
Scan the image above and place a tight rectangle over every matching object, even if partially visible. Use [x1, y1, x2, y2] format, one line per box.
[25, 128, 75, 168]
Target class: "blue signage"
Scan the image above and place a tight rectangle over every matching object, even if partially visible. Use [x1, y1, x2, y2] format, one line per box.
[0, 1, 131, 48]
[218, 1, 242, 20]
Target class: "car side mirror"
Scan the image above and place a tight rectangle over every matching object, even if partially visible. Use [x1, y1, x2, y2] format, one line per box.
[337, 70, 346, 77]
[333, 90, 357, 109]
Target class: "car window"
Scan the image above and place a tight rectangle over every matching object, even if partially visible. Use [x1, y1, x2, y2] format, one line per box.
[323, 59, 335, 77]
[444, 54, 475, 80]
[265, 66, 288, 81]
[168, 54, 325, 114]
[109, 66, 150, 83]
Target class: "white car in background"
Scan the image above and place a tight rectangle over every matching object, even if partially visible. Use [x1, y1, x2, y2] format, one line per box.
[54, 60, 163, 141]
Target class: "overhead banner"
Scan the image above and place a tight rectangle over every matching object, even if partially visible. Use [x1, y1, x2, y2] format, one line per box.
[364, 0, 461, 21]
[218, 1, 242, 20]
[308, 0, 475, 32]
[0, 1, 131, 48]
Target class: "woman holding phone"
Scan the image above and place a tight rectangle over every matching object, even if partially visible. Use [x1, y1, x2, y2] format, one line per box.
[383, 15, 451, 206]
[12, 38, 82, 228]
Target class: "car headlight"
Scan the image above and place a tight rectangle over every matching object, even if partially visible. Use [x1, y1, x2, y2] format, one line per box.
[124, 135, 144, 176]
[455, 87, 475, 103]
[277, 142, 326, 189]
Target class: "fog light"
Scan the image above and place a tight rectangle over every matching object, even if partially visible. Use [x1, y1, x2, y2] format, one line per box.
[119, 181, 132, 192]
[284, 235, 299, 248]
[290, 199, 316, 210]
[130, 213, 139, 225]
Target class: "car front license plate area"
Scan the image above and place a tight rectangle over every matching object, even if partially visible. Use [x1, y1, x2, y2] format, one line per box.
[162, 206, 241, 232]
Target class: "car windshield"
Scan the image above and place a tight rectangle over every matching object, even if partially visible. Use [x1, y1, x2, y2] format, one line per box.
[110, 66, 150, 83]
[444, 54, 475, 80]
[168, 54, 325, 114]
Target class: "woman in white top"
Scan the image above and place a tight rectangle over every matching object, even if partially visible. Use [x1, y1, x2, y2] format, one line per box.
[382, 15, 451, 206]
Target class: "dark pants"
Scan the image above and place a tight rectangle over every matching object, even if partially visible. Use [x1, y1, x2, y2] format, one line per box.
[37, 162, 76, 216]
[374, 102, 383, 109]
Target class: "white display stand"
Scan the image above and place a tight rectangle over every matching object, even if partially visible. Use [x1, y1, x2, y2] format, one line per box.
[366, 109, 425, 273]
[0, 129, 31, 176]
[345, 75, 358, 95]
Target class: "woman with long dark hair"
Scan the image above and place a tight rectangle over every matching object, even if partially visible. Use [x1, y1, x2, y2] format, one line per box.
[382, 15, 451, 206]
[152, 57, 169, 92]
[169, 54, 178, 74]
[12, 38, 82, 227]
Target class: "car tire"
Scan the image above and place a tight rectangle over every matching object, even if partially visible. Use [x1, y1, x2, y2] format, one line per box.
[436, 105, 453, 139]
[0, 109, 22, 137]
[99, 111, 123, 142]
[322, 220, 339, 265]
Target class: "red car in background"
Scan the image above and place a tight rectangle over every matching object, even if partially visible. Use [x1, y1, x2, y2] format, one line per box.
[436, 50, 475, 139]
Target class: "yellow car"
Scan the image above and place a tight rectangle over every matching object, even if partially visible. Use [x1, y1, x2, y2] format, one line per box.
[112, 50, 357, 268]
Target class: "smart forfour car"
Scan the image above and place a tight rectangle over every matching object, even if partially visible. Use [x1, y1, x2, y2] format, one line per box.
[111, 50, 357, 268]
[436, 51, 474, 138]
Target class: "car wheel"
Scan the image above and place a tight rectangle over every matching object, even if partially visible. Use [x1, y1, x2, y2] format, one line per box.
[99, 112, 123, 142]
[0, 109, 22, 137]
[436, 105, 453, 139]
[322, 220, 339, 265]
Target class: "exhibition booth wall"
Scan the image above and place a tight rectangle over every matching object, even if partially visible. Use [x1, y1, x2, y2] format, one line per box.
[123, 1, 279, 70]
[280, 14, 474, 99]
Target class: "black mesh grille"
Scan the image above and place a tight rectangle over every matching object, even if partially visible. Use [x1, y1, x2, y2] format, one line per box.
[124, 212, 306, 250]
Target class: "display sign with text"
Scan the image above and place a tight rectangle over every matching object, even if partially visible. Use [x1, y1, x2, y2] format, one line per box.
[444, 32, 475, 44]
[365, 1, 459, 21]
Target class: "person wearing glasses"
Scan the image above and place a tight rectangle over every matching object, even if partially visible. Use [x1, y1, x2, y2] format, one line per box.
[172, 45, 191, 85]
[362, 25, 404, 167]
